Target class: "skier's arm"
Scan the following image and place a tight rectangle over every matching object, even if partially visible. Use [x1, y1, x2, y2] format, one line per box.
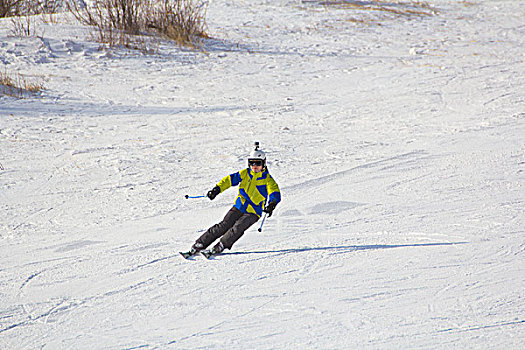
[263, 177, 281, 216]
[216, 169, 245, 193]
[267, 177, 281, 204]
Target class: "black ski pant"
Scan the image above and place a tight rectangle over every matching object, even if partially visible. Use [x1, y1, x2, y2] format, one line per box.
[196, 207, 259, 250]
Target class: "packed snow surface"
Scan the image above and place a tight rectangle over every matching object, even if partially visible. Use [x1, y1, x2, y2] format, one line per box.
[1, 0, 524, 348]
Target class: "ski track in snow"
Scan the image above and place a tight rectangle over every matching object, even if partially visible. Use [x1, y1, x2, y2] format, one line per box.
[1, 0, 525, 348]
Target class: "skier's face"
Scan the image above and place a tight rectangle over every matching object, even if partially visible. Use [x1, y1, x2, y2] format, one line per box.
[249, 160, 264, 173]
[250, 163, 263, 173]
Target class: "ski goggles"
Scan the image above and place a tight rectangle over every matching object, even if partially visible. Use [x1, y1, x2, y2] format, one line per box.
[248, 159, 264, 167]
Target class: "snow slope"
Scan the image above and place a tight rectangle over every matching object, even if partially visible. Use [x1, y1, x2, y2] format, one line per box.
[1, 0, 524, 348]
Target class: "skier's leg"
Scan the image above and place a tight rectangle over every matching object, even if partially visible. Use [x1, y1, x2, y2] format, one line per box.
[195, 207, 242, 249]
[219, 213, 259, 250]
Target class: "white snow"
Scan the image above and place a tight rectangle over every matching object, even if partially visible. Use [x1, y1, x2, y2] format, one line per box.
[1, 0, 524, 348]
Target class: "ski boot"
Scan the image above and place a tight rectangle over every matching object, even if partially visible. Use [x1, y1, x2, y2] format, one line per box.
[180, 242, 204, 259]
[202, 241, 224, 259]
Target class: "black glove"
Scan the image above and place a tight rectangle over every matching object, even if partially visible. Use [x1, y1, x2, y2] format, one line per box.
[207, 186, 221, 200]
[263, 201, 277, 217]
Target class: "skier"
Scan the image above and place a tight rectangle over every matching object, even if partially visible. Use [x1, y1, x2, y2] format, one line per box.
[185, 143, 281, 257]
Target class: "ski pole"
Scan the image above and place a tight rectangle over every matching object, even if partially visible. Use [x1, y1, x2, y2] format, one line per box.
[185, 194, 206, 199]
[257, 213, 267, 232]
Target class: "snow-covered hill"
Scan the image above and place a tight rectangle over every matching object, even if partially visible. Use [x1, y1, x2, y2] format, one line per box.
[1, 0, 524, 348]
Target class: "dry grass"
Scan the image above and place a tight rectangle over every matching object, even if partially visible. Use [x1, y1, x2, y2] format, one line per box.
[3, 0, 61, 37]
[10, 14, 40, 36]
[458, 1, 476, 6]
[330, 0, 435, 15]
[304, 0, 437, 20]
[0, 68, 44, 98]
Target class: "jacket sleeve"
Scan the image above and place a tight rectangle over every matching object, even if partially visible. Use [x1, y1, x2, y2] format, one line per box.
[267, 176, 281, 204]
[216, 169, 244, 193]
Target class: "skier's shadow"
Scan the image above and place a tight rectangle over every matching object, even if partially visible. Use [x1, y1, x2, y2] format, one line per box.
[225, 242, 466, 256]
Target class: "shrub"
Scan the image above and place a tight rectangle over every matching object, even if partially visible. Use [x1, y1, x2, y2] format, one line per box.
[0, 0, 22, 17]
[147, 0, 209, 47]
[1, 0, 60, 17]
[68, 0, 208, 49]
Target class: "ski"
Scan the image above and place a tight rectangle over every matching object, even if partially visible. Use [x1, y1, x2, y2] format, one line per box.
[201, 250, 217, 259]
[180, 250, 218, 259]
[179, 251, 198, 259]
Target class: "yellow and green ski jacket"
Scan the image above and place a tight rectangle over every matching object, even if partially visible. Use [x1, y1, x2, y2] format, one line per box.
[216, 168, 281, 217]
